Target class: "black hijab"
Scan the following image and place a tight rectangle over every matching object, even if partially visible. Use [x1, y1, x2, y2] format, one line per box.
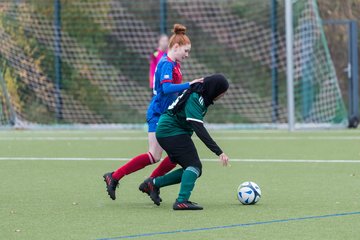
[170, 74, 229, 114]
[200, 73, 229, 106]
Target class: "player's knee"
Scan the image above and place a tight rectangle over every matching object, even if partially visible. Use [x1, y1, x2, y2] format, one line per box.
[194, 161, 202, 175]
[154, 154, 162, 163]
[196, 162, 202, 177]
[152, 152, 162, 162]
[186, 165, 202, 178]
[148, 151, 161, 164]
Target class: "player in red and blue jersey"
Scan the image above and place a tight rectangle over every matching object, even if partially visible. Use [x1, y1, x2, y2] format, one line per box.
[147, 52, 190, 131]
[103, 24, 203, 201]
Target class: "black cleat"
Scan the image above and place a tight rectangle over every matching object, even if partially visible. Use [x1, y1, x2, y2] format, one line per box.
[103, 172, 119, 200]
[173, 199, 203, 210]
[140, 178, 161, 206]
[139, 178, 162, 202]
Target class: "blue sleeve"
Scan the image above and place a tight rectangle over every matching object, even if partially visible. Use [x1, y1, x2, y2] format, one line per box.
[162, 82, 190, 94]
[160, 62, 174, 84]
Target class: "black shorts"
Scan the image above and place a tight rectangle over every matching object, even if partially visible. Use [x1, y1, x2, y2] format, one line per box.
[157, 134, 202, 173]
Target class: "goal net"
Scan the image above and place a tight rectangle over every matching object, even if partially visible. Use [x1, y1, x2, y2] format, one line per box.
[0, 0, 348, 128]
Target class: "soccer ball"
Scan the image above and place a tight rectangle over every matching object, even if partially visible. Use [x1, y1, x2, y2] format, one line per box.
[237, 181, 261, 205]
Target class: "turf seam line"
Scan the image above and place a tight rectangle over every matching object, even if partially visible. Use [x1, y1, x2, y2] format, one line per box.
[1, 136, 360, 141]
[96, 211, 360, 240]
[0, 157, 359, 163]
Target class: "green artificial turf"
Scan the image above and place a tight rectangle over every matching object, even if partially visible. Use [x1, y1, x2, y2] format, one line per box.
[0, 129, 359, 240]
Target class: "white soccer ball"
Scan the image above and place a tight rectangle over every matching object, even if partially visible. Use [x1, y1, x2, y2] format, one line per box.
[237, 181, 261, 205]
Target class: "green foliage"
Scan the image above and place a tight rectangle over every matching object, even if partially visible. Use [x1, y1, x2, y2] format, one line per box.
[0, 1, 145, 123]
[0, 11, 56, 123]
[0, 0, 350, 125]
[205, 104, 251, 123]
[165, 6, 288, 123]
[228, 0, 271, 21]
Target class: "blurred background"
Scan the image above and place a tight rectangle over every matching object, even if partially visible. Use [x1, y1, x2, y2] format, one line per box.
[0, 0, 358, 128]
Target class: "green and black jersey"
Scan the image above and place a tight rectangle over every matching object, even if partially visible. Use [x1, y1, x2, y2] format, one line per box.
[156, 92, 207, 138]
[157, 92, 223, 156]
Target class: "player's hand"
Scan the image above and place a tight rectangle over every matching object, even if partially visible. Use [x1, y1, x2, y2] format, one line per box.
[219, 153, 229, 166]
[189, 78, 203, 85]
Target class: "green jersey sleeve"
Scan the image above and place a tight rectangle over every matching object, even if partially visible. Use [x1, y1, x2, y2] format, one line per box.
[185, 93, 206, 123]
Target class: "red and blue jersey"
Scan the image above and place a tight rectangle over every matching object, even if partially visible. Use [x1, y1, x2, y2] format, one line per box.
[153, 55, 182, 93]
[147, 54, 190, 122]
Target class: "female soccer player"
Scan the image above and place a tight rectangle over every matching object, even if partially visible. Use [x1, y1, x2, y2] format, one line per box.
[140, 74, 229, 210]
[103, 24, 203, 200]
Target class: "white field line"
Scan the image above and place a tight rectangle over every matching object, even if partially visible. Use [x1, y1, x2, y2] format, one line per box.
[0, 157, 359, 163]
[0, 136, 360, 141]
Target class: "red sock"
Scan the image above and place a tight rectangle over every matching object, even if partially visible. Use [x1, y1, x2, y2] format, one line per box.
[112, 152, 155, 180]
[150, 156, 177, 178]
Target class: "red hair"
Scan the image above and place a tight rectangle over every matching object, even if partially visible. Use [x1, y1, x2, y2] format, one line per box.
[168, 24, 191, 49]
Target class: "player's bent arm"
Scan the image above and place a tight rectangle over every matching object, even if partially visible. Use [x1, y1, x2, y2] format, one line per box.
[189, 120, 223, 156]
[162, 78, 203, 95]
[162, 82, 190, 94]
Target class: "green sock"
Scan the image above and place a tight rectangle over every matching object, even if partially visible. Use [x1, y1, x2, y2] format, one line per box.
[177, 167, 200, 202]
[154, 168, 184, 188]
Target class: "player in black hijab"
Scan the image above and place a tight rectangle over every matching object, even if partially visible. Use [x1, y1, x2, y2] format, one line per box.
[139, 74, 229, 210]
[170, 73, 229, 114]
